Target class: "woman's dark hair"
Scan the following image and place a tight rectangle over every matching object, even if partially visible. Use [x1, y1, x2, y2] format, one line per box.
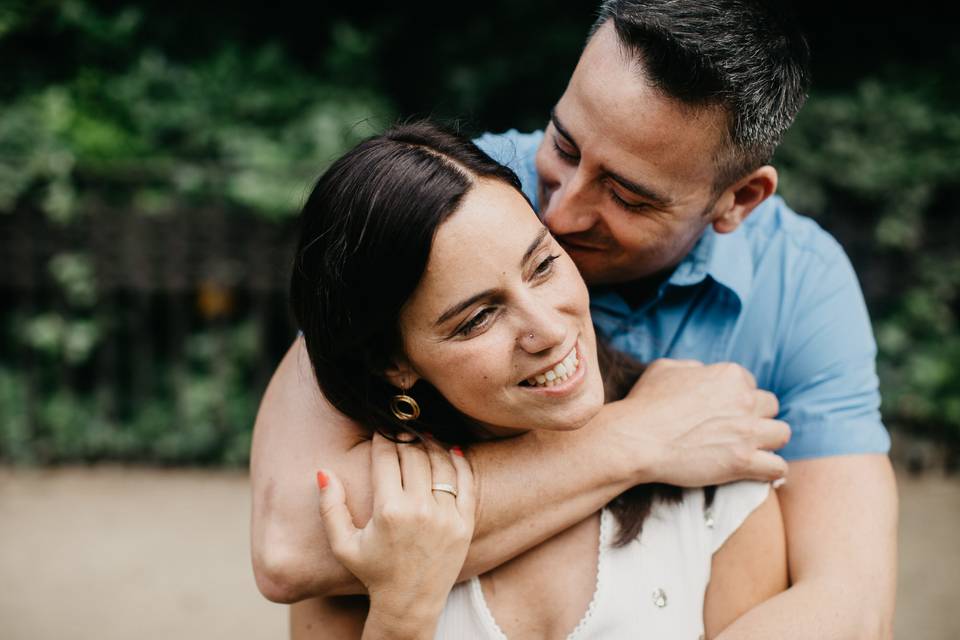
[290, 120, 524, 442]
[291, 119, 703, 548]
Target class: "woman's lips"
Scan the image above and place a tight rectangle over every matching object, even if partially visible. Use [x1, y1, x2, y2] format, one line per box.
[519, 343, 587, 397]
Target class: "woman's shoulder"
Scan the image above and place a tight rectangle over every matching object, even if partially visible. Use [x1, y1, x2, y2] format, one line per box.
[703, 481, 772, 553]
[641, 482, 772, 554]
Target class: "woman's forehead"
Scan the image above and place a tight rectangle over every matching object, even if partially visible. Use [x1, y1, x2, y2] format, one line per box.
[406, 180, 544, 319]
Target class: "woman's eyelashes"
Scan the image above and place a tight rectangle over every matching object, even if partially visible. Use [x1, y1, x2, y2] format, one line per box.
[452, 254, 560, 339]
[533, 254, 560, 277]
[456, 307, 497, 337]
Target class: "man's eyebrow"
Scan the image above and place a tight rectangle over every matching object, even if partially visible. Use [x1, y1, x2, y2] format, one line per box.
[550, 108, 577, 147]
[551, 107, 671, 208]
[434, 228, 550, 328]
[605, 170, 672, 208]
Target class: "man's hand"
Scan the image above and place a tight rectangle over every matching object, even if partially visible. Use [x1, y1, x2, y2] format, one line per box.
[578, 359, 790, 487]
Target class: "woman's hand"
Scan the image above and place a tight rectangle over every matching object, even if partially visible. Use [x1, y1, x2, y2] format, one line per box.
[316, 432, 475, 639]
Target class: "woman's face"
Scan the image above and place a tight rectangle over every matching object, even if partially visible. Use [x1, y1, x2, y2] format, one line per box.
[395, 178, 605, 435]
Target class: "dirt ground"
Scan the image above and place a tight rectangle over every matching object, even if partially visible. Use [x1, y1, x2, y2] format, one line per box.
[1, 465, 958, 639]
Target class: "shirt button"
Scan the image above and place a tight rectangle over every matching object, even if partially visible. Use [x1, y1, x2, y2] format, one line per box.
[652, 588, 668, 608]
[704, 507, 715, 529]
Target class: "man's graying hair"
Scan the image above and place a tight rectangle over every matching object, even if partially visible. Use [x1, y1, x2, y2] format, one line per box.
[591, 0, 811, 190]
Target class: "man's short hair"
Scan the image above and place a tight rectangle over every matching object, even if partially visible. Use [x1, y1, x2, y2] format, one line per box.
[591, 0, 811, 190]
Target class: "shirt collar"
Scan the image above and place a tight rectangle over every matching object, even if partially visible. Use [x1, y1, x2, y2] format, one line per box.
[590, 218, 756, 314]
[670, 223, 754, 305]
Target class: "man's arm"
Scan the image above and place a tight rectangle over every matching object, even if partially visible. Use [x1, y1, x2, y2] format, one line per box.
[714, 454, 897, 640]
[718, 232, 897, 639]
[250, 338, 789, 603]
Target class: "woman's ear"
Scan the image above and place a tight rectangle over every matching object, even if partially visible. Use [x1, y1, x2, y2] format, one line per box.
[383, 359, 421, 390]
[712, 165, 778, 234]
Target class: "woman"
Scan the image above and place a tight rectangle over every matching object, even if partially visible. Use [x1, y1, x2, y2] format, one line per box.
[288, 121, 787, 638]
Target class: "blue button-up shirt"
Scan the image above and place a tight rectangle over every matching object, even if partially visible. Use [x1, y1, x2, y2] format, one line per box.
[476, 129, 890, 460]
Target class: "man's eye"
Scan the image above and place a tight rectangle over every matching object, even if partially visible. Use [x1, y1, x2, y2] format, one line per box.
[610, 189, 647, 211]
[552, 138, 579, 163]
[534, 254, 560, 277]
[457, 308, 496, 337]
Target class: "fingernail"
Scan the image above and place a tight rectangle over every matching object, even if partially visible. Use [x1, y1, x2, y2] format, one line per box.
[316, 470, 329, 490]
[396, 431, 415, 442]
[451, 446, 464, 457]
[772, 477, 786, 489]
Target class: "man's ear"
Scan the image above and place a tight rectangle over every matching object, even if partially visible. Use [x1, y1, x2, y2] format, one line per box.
[383, 359, 421, 390]
[712, 165, 778, 234]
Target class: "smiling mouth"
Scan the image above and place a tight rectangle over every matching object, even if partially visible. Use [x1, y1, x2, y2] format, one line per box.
[518, 344, 580, 388]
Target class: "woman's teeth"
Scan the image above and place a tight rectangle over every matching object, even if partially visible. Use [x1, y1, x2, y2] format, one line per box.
[525, 350, 579, 388]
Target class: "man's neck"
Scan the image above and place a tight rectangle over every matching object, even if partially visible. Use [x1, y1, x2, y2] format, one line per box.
[610, 268, 675, 310]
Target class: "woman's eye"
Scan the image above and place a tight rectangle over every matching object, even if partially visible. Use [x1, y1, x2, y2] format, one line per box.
[552, 138, 579, 164]
[457, 307, 496, 337]
[534, 254, 560, 277]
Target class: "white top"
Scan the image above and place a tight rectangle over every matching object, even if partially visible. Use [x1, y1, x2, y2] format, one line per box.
[434, 481, 771, 639]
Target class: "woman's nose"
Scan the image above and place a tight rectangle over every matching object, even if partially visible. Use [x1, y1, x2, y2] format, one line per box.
[517, 304, 567, 354]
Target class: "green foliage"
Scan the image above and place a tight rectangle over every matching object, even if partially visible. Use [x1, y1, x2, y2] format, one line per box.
[777, 80, 960, 443]
[0, 316, 263, 466]
[1, 1, 957, 465]
[0, 39, 392, 221]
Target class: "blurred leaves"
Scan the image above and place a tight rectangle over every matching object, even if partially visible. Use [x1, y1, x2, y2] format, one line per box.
[0, 1, 958, 464]
[777, 80, 960, 443]
[0, 34, 392, 221]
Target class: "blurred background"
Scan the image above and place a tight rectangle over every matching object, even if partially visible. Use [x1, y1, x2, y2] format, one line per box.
[0, 1, 957, 638]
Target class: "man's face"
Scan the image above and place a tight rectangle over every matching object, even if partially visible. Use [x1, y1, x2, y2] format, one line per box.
[535, 21, 729, 286]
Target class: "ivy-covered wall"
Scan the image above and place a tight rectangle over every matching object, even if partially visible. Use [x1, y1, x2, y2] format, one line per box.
[1, 1, 957, 464]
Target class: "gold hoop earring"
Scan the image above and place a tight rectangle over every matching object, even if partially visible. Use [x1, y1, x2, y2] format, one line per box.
[390, 392, 420, 421]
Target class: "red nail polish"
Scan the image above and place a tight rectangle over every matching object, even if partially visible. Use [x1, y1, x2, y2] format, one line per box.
[316, 470, 329, 490]
[451, 446, 464, 457]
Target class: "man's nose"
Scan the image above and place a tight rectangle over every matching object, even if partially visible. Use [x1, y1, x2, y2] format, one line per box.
[541, 169, 596, 236]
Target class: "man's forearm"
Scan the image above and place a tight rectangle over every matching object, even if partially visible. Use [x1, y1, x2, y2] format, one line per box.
[716, 455, 897, 640]
[714, 578, 889, 640]
[460, 408, 639, 580]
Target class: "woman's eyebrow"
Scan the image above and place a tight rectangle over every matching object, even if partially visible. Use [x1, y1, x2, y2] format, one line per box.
[434, 289, 496, 327]
[521, 227, 550, 267]
[434, 228, 549, 328]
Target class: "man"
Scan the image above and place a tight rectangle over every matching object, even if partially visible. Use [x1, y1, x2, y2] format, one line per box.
[251, 1, 897, 637]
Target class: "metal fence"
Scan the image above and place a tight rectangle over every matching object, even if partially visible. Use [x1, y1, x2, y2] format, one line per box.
[0, 207, 299, 465]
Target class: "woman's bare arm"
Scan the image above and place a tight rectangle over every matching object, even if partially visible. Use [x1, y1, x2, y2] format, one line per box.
[703, 489, 789, 638]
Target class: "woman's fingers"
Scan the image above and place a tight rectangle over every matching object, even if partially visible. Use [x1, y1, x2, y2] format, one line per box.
[424, 439, 459, 505]
[370, 432, 403, 511]
[316, 469, 358, 563]
[449, 447, 476, 524]
[396, 432, 432, 495]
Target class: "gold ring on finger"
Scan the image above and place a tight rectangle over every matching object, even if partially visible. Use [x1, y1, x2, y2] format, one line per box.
[431, 482, 458, 498]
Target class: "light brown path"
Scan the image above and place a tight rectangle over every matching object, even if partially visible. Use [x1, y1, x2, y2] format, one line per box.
[0, 466, 287, 640]
[0, 466, 958, 639]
